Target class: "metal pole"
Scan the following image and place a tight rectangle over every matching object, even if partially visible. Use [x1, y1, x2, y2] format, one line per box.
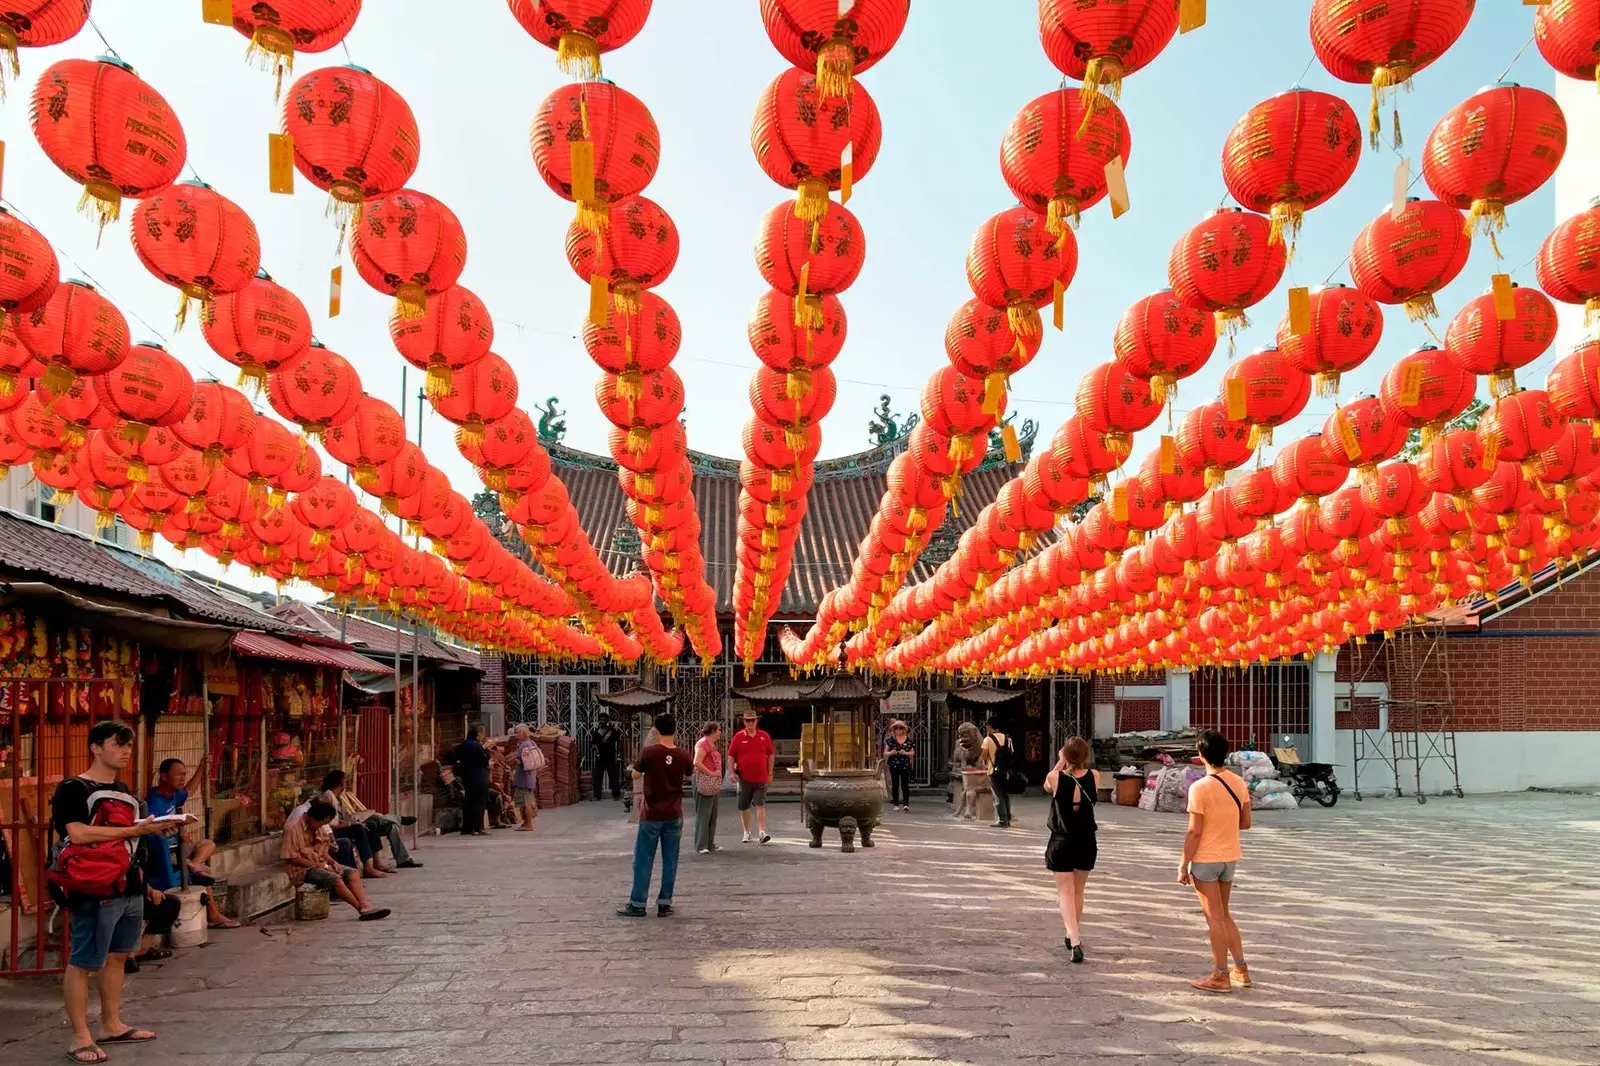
[410, 384, 423, 852]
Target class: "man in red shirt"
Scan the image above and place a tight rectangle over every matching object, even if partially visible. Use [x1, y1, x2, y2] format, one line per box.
[618, 712, 690, 918]
[726, 712, 775, 844]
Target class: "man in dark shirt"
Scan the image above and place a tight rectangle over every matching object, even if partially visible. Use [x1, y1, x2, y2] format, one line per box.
[617, 712, 689, 918]
[591, 713, 622, 800]
[52, 720, 178, 1062]
[449, 726, 492, 836]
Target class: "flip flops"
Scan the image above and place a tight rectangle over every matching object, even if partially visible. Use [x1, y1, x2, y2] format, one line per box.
[99, 1028, 156, 1043]
[358, 908, 391, 922]
[66, 1046, 106, 1063]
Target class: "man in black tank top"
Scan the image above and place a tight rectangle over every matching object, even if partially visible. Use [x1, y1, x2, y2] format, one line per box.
[981, 718, 1014, 827]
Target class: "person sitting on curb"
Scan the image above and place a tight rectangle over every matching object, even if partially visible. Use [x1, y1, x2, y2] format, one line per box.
[319, 770, 422, 870]
[280, 800, 390, 922]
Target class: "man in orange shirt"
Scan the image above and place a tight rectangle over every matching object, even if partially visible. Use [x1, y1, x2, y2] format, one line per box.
[1178, 730, 1252, 994]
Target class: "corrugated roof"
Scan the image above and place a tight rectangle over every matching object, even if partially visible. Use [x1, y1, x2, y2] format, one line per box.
[546, 436, 1031, 615]
[232, 631, 393, 673]
[267, 601, 482, 671]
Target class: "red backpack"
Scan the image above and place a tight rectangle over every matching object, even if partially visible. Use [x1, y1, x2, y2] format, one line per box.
[47, 782, 140, 904]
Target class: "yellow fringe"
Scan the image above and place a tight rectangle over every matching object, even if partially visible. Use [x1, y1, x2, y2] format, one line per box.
[556, 32, 602, 79]
[1314, 371, 1340, 399]
[795, 179, 830, 222]
[1268, 199, 1303, 256]
[1008, 302, 1041, 338]
[76, 181, 122, 246]
[1046, 196, 1080, 236]
[425, 364, 453, 399]
[785, 369, 812, 400]
[612, 283, 642, 317]
[1403, 293, 1439, 322]
[794, 293, 824, 330]
[394, 285, 427, 319]
[245, 25, 295, 101]
[815, 38, 856, 100]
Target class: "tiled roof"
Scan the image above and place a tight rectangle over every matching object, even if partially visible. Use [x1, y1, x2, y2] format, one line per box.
[595, 686, 673, 708]
[543, 434, 1033, 615]
[267, 601, 483, 671]
[734, 675, 886, 702]
[947, 684, 1026, 704]
[232, 631, 394, 673]
[0, 510, 294, 633]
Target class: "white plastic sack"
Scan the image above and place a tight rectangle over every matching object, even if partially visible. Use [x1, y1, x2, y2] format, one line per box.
[1137, 787, 1158, 811]
[1154, 766, 1194, 813]
[1250, 778, 1291, 796]
[1252, 790, 1299, 811]
[1243, 765, 1280, 782]
[1227, 750, 1273, 770]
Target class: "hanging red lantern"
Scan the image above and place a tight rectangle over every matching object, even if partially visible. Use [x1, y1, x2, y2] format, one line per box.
[945, 298, 1042, 403]
[565, 194, 679, 315]
[1308, 0, 1474, 148]
[1548, 340, 1600, 428]
[1535, 1, 1600, 88]
[291, 475, 358, 548]
[1323, 393, 1407, 474]
[1276, 283, 1382, 398]
[1176, 402, 1254, 488]
[1075, 360, 1161, 458]
[129, 179, 261, 327]
[14, 279, 130, 397]
[532, 80, 661, 230]
[751, 67, 882, 221]
[966, 206, 1077, 339]
[323, 394, 406, 482]
[748, 287, 845, 399]
[266, 341, 362, 438]
[1480, 389, 1563, 467]
[277, 435, 321, 495]
[1219, 347, 1312, 447]
[1419, 427, 1495, 504]
[1112, 290, 1217, 405]
[387, 283, 493, 399]
[282, 64, 419, 223]
[106, 423, 184, 484]
[600, 366, 685, 436]
[0, 3, 89, 92]
[201, 270, 312, 391]
[1444, 284, 1557, 398]
[1379, 345, 1475, 444]
[1360, 460, 1430, 534]
[1221, 90, 1362, 250]
[0, 208, 58, 332]
[760, 0, 909, 100]
[1038, 0, 1179, 108]
[755, 199, 865, 308]
[29, 56, 187, 231]
[224, 416, 299, 501]
[1168, 208, 1287, 338]
[1273, 434, 1348, 503]
[72, 430, 130, 524]
[921, 367, 996, 467]
[91, 341, 194, 441]
[1349, 198, 1470, 321]
[349, 189, 467, 318]
[752, 364, 835, 434]
[1422, 84, 1566, 247]
[1001, 87, 1132, 234]
[584, 289, 680, 375]
[228, 0, 361, 97]
[507, 0, 654, 77]
[429, 352, 517, 442]
[367, 442, 431, 514]
[174, 381, 256, 468]
[1536, 199, 1600, 327]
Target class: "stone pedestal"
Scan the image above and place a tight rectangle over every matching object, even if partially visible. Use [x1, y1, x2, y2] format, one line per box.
[957, 769, 994, 822]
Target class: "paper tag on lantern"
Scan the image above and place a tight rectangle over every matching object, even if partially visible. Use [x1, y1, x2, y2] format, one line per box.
[1398, 362, 1424, 408]
[328, 266, 342, 318]
[202, 0, 232, 24]
[569, 141, 596, 204]
[1491, 273, 1517, 320]
[1225, 378, 1247, 421]
[1111, 485, 1129, 522]
[588, 275, 609, 326]
[797, 261, 810, 303]
[1052, 279, 1065, 330]
[1391, 158, 1410, 220]
[1482, 430, 1499, 468]
[1179, 0, 1206, 32]
[1331, 408, 1361, 462]
[267, 133, 294, 194]
[1287, 286, 1311, 337]
[1159, 434, 1177, 475]
[1002, 423, 1021, 463]
[839, 0, 853, 14]
[1105, 156, 1130, 219]
[840, 141, 854, 205]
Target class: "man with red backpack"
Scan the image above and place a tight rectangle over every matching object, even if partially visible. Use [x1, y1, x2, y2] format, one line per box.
[50, 720, 181, 1064]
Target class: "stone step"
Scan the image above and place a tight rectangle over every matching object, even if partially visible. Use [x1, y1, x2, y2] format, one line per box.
[216, 863, 293, 921]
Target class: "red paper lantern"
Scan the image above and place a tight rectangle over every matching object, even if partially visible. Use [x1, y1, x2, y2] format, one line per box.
[751, 67, 882, 221]
[174, 381, 256, 468]
[1419, 427, 1495, 502]
[266, 341, 362, 438]
[291, 475, 358, 547]
[429, 352, 518, 440]
[1548, 340, 1600, 426]
[1176, 402, 1254, 488]
[366, 442, 431, 514]
[277, 435, 321, 495]
[1308, 0, 1474, 148]
[1001, 87, 1132, 234]
[106, 423, 184, 483]
[228, 0, 360, 95]
[1219, 347, 1313, 447]
[584, 289, 680, 374]
[1422, 84, 1566, 244]
[323, 394, 406, 481]
[1221, 89, 1362, 249]
[748, 287, 846, 397]
[1349, 198, 1470, 321]
[1168, 208, 1287, 337]
[1075, 360, 1161, 458]
[201, 270, 312, 390]
[91, 341, 194, 439]
[1481, 389, 1563, 465]
[1444, 284, 1558, 397]
[565, 194, 678, 314]
[224, 416, 299, 500]
[1273, 434, 1348, 502]
[755, 199, 865, 303]
[531, 80, 660, 229]
[599, 367, 685, 436]
[1535, 0, 1600, 87]
[945, 298, 1043, 399]
[1323, 393, 1407, 473]
[14, 279, 130, 397]
[1536, 199, 1600, 326]
[349, 189, 467, 317]
[387, 283, 492, 398]
[966, 206, 1077, 339]
[507, 1, 654, 76]
[1276, 283, 1382, 398]
[0, 208, 58, 331]
[751, 365, 835, 432]
[129, 180, 261, 327]
[760, 0, 909, 99]
[29, 56, 187, 230]
[1038, 0, 1179, 102]
[1112, 290, 1217, 404]
[282, 64, 419, 220]
[1379, 345, 1475, 442]
[0, 3, 89, 87]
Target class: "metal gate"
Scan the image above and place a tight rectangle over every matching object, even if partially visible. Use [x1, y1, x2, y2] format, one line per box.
[3, 679, 137, 977]
[1190, 663, 1311, 752]
[352, 708, 392, 814]
[1049, 678, 1086, 756]
[540, 677, 620, 769]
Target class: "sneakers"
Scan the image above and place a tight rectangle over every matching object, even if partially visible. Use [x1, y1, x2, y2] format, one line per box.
[708, 844, 722, 852]
[657, 904, 673, 917]
[1192, 969, 1233, 994]
[697, 848, 710, 855]
[615, 903, 647, 918]
[742, 832, 753, 844]
[758, 832, 771, 844]
[1230, 964, 1252, 988]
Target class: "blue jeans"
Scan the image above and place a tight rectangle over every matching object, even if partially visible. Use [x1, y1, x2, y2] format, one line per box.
[629, 817, 682, 907]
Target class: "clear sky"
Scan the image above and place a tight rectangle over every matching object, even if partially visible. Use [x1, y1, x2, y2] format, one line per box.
[0, 1, 1567, 591]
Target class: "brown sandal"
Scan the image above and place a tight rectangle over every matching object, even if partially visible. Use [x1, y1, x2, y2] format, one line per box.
[66, 1046, 106, 1064]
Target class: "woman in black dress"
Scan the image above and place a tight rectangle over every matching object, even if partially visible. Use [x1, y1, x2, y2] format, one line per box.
[1045, 736, 1099, 963]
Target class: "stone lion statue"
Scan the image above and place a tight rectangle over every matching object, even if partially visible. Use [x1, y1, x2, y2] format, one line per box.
[950, 721, 986, 820]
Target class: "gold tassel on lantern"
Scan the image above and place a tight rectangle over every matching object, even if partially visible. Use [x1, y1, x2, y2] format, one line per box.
[1150, 374, 1174, 406]
[785, 368, 812, 400]
[947, 433, 974, 465]
[1046, 195, 1081, 237]
[795, 178, 830, 222]
[245, 25, 296, 101]
[626, 425, 653, 456]
[1008, 301, 1041, 339]
[981, 373, 1007, 416]
[1268, 199, 1304, 255]
[394, 285, 427, 320]
[425, 364, 453, 400]
[556, 32, 602, 78]
[77, 182, 122, 245]
[815, 38, 856, 101]
[1314, 371, 1341, 398]
[1368, 66, 1413, 150]
[1246, 424, 1273, 449]
[1464, 198, 1507, 258]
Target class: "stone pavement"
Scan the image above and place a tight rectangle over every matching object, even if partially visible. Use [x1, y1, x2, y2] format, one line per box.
[4, 789, 1600, 1065]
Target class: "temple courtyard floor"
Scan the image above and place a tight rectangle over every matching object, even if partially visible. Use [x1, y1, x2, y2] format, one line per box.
[3, 788, 1599, 1065]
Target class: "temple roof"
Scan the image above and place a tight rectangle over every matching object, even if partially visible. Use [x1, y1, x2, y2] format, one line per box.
[595, 686, 674, 709]
[734, 675, 887, 702]
[946, 683, 1026, 704]
[524, 422, 1038, 616]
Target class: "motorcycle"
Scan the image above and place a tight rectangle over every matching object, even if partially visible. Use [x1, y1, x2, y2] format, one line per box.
[1273, 752, 1341, 807]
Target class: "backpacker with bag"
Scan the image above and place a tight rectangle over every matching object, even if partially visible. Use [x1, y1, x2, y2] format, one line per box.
[990, 732, 1029, 794]
[46, 781, 141, 906]
[519, 739, 547, 774]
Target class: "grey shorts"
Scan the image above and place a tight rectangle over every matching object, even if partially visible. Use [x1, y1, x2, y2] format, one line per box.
[1190, 861, 1237, 883]
[514, 786, 536, 806]
[68, 894, 143, 970]
[303, 866, 354, 891]
[737, 781, 767, 810]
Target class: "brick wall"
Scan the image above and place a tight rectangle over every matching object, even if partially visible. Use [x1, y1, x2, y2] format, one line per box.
[1115, 698, 1161, 732]
[479, 650, 506, 705]
[1480, 563, 1600, 634]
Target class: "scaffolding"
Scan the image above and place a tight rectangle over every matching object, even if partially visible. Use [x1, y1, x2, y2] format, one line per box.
[1343, 622, 1462, 803]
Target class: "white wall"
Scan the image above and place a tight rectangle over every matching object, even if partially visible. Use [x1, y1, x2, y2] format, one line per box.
[1327, 727, 1600, 797]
